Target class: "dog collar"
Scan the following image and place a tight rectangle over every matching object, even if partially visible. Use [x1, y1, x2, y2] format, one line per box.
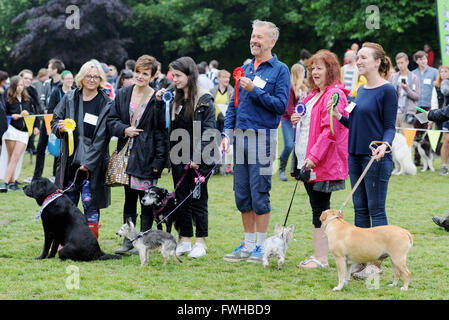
[153, 192, 176, 215]
[36, 189, 63, 219]
[322, 215, 341, 232]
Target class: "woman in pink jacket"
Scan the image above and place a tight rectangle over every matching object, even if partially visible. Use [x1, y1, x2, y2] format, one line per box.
[291, 49, 349, 269]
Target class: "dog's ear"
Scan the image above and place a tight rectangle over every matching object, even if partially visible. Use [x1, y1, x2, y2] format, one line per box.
[126, 217, 133, 227]
[320, 210, 328, 222]
[287, 224, 295, 238]
[274, 223, 281, 234]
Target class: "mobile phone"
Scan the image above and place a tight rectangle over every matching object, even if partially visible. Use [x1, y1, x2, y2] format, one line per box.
[401, 78, 406, 84]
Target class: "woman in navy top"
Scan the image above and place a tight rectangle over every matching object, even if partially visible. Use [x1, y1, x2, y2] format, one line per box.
[329, 42, 398, 277]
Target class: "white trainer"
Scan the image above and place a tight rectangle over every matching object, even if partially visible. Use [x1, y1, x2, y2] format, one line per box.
[176, 241, 191, 256]
[188, 243, 207, 259]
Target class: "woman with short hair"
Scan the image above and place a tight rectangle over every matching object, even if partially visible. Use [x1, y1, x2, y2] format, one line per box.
[108, 55, 169, 255]
[51, 59, 113, 238]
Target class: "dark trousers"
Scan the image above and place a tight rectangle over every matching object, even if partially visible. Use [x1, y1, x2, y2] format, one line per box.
[303, 182, 331, 228]
[171, 164, 209, 238]
[33, 124, 57, 179]
[123, 185, 153, 232]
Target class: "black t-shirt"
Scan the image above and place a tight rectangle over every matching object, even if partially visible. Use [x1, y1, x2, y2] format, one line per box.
[82, 93, 102, 139]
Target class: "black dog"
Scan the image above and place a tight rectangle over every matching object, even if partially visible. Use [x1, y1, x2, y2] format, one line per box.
[141, 186, 179, 234]
[23, 177, 121, 261]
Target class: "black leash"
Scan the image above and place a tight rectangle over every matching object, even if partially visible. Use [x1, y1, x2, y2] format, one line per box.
[283, 180, 299, 227]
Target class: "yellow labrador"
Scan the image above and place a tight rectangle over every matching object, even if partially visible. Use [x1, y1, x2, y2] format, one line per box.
[320, 209, 413, 291]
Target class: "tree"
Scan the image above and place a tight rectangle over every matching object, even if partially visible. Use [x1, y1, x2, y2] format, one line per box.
[10, 0, 132, 71]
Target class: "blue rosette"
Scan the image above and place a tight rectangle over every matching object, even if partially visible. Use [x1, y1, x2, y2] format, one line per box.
[295, 102, 306, 116]
[162, 91, 174, 129]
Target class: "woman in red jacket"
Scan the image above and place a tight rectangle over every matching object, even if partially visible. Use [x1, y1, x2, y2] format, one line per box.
[291, 50, 349, 269]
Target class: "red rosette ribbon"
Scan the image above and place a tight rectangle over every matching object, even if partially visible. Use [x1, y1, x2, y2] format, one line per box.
[233, 67, 245, 107]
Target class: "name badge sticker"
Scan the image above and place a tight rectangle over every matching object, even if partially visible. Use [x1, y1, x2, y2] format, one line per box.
[253, 76, 267, 89]
[83, 113, 98, 126]
[423, 78, 432, 85]
[345, 102, 356, 113]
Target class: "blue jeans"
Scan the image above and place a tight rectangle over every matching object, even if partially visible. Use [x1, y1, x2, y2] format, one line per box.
[280, 120, 294, 160]
[348, 154, 393, 228]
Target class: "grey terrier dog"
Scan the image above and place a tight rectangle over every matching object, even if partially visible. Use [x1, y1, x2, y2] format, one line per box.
[262, 223, 295, 270]
[116, 218, 182, 266]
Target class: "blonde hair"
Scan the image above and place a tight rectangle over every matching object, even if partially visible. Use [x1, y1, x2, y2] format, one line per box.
[75, 59, 107, 90]
[291, 64, 307, 99]
[217, 69, 230, 79]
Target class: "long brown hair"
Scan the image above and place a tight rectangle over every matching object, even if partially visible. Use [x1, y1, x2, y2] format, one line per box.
[169, 57, 199, 122]
[362, 42, 392, 80]
[7, 75, 29, 104]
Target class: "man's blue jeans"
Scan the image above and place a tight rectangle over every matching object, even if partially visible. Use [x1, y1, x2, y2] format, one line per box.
[280, 119, 294, 160]
[348, 153, 393, 228]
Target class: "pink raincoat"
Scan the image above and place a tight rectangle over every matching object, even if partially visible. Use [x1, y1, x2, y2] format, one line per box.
[303, 83, 350, 182]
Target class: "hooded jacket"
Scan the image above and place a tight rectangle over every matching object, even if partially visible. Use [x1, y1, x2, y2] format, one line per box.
[303, 83, 350, 182]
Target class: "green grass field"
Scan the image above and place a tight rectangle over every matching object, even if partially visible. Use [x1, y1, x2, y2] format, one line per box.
[1, 134, 449, 300]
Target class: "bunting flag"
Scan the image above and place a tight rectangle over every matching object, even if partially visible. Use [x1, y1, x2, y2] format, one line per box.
[428, 130, 441, 153]
[403, 128, 416, 148]
[24, 116, 36, 136]
[44, 114, 53, 135]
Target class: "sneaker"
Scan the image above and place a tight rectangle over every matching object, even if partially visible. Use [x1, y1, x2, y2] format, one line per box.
[176, 241, 192, 256]
[0, 182, 8, 193]
[23, 176, 33, 183]
[8, 182, 20, 191]
[223, 242, 252, 262]
[439, 166, 448, 176]
[188, 243, 207, 259]
[49, 176, 56, 183]
[247, 245, 263, 263]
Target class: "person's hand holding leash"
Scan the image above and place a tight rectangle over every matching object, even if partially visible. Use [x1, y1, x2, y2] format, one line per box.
[372, 143, 387, 161]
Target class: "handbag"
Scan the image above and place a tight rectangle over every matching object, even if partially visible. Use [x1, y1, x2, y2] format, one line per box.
[47, 133, 61, 157]
[105, 87, 151, 186]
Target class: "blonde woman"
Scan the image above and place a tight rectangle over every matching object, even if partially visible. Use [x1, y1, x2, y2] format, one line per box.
[51, 59, 113, 238]
[279, 63, 308, 181]
[0, 76, 35, 192]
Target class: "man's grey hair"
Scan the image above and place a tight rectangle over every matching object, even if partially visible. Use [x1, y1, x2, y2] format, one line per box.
[252, 20, 279, 41]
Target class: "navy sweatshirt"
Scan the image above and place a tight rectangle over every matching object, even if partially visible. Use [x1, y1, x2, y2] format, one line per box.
[339, 83, 398, 155]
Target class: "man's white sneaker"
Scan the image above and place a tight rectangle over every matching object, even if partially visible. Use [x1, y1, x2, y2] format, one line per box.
[188, 243, 207, 259]
[176, 242, 191, 256]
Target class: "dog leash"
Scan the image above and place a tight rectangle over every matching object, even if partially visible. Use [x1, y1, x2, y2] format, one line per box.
[133, 150, 226, 241]
[283, 180, 299, 227]
[338, 141, 391, 214]
[36, 168, 89, 219]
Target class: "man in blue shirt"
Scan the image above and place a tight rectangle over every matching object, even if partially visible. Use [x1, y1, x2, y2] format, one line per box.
[412, 50, 438, 166]
[221, 20, 290, 263]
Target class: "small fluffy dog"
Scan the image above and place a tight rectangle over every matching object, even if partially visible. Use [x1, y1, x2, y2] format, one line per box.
[116, 218, 181, 266]
[413, 132, 435, 172]
[320, 209, 413, 291]
[141, 186, 179, 234]
[262, 224, 295, 270]
[392, 132, 417, 175]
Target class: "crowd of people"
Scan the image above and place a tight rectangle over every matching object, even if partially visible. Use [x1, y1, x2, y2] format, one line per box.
[0, 20, 448, 278]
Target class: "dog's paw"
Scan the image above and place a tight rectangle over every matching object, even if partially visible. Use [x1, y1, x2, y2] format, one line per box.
[332, 286, 343, 291]
[400, 286, 408, 291]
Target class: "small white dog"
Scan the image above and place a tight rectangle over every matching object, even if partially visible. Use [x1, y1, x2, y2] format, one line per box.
[262, 224, 294, 270]
[392, 132, 417, 176]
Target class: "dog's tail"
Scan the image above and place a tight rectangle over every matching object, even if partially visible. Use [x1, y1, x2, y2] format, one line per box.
[406, 231, 414, 249]
[97, 253, 122, 260]
[404, 161, 417, 175]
